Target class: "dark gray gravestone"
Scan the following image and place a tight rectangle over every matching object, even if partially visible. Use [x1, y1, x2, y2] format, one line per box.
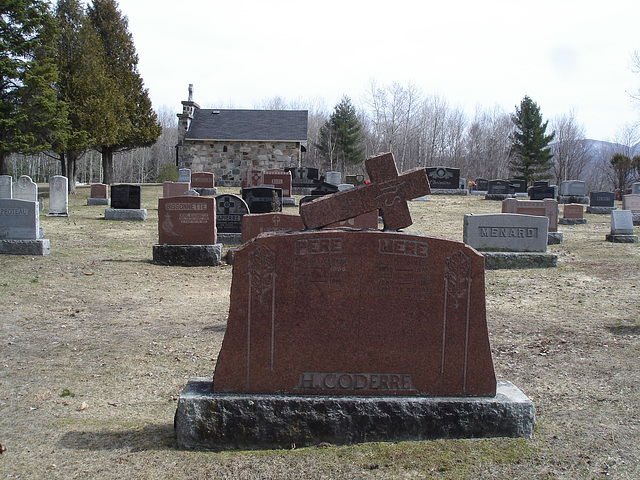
[529, 186, 555, 200]
[425, 167, 460, 189]
[285, 167, 319, 186]
[215, 194, 249, 233]
[110, 185, 141, 209]
[590, 191, 615, 207]
[509, 179, 527, 193]
[310, 180, 339, 196]
[242, 187, 283, 213]
[475, 178, 488, 191]
[487, 180, 513, 195]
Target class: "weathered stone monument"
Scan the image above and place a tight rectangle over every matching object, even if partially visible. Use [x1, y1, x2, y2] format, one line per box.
[215, 194, 249, 245]
[559, 180, 588, 204]
[463, 213, 557, 269]
[0, 175, 12, 199]
[175, 152, 535, 449]
[162, 181, 191, 198]
[178, 168, 192, 184]
[87, 184, 109, 206]
[13, 175, 37, 203]
[606, 210, 638, 243]
[47, 175, 69, 216]
[485, 180, 514, 200]
[191, 172, 217, 196]
[631, 182, 640, 195]
[153, 196, 222, 266]
[0, 198, 49, 255]
[105, 184, 147, 221]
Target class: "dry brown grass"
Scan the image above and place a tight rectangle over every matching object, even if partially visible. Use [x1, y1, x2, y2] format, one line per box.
[1, 186, 639, 479]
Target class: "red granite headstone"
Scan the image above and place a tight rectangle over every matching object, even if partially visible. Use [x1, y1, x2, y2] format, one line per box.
[158, 196, 216, 245]
[163, 181, 191, 198]
[299, 153, 430, 230]
[563, 203, 584, 219]
[502, 198, 559, 232]
[213, 230, 496, 397]
[191, 172, 215, 189]
[90, 183, 108, 199]
[241, 168, 263, 188]
[263, 169, 293, 197]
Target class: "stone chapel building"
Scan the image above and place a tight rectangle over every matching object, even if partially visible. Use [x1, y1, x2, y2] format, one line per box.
[176, 85, 308, 186]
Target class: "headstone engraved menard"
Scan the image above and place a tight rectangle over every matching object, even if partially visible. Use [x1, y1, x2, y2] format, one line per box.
[0, 198, 49, 255]
[0, 175, 12, 199]
[300, 153, 430, 230]
[175, 151, 534, 449]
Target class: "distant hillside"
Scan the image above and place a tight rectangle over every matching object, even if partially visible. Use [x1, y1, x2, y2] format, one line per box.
[567, 139, 640, 189]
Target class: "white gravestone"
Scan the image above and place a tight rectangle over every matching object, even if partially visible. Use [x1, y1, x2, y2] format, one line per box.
[0, 175, 12, 199]
[13, 175, 37, 202]
[178, 168, 192, 184]
[325, 171, 342, 186]
[48, 175, 69, 216]
[0, 198, 49, 255]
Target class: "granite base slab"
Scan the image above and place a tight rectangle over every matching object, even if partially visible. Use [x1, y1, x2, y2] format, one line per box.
[174, 379, 535, 450]
[547, 232, 564, 244]
[558, 195, 589, 204]
[633, 213, 640, 226]
[559, 218, 587, 225]
[153, 244, 223, 266]
[484, 194, 513, 201]
[104, 208, 147, 221]
[216, 233, 243, 245]
[0, 239, 50, 255]
[429, 188, 468, 196]
[605, 234, 638, 243]
[481, 252, 558, 269]
[586, 206, 615, 214]
[282, 197, 297, 206]
[87, 198, 110, 206]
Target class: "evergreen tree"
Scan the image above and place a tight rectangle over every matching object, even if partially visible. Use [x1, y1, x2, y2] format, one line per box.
[316, 96, 365, 171]
[87, 0, 161, 184]
[0, 0, 68, 175]
[509, 95, 555, 186]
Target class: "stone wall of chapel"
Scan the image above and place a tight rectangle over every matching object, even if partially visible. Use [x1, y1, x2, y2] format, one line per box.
[178, 140, 301, 186]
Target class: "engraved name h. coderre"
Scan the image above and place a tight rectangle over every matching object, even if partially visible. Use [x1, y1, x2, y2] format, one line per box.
[212, 152, 497, 398]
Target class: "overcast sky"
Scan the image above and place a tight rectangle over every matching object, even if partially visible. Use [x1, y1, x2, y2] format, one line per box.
[116, 0, 640, 142]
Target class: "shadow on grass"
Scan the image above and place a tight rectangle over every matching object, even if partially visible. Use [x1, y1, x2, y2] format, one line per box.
[59, 424, 176, 452]
[606, 324, 640, 336]
[101, 258, 154, 264]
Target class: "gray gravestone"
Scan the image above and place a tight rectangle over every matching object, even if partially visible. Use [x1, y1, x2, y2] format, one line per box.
[0, 198, 49, 255]
[0, 175, 12, 199]
[13, 175, 37, 202]
[178, 168, 192, 184]
[561, 180, 587, 197]
[325, 171, 342, 186]
[631, 182, 640, 195]
[48, 175, 69, 216]
[606, 210, 638, 243]
[463, 214, 549, 252]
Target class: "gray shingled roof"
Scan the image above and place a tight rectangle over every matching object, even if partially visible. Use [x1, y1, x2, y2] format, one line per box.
[185, 109, 308, 141]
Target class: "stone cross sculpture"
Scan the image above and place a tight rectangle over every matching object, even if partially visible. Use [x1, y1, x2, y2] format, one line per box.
[300, 152, 430, 230]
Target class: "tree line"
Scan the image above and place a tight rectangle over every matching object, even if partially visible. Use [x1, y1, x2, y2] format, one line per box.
[3, 2, 639, 192]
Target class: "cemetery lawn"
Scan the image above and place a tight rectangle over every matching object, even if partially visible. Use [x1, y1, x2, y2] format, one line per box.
[1, 186, 639, 479]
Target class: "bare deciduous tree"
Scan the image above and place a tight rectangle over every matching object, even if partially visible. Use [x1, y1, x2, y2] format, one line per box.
[550, 111, 591, 184]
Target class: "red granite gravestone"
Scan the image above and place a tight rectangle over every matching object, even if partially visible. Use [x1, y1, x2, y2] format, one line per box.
[158, 196, 216, 245]
[191, 172, 215, 189]
[163, 181, 191, 198]
[214, 229, 496, 397]
[263, 169, 293, 197]
[563, 204, 584, 219]
[241, 168, 263, 188]
[502, 198, 559, 232]
[241, 212, 305, 244]
[299, 153, 430, 230]
[90, 183, 108, 199]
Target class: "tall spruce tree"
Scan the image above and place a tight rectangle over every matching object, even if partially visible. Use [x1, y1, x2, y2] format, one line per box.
[0, 0, 68, 175]
[316, 96, 365, 172]
[86, 0, 161, 184]
[509, 95, 555, 186]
